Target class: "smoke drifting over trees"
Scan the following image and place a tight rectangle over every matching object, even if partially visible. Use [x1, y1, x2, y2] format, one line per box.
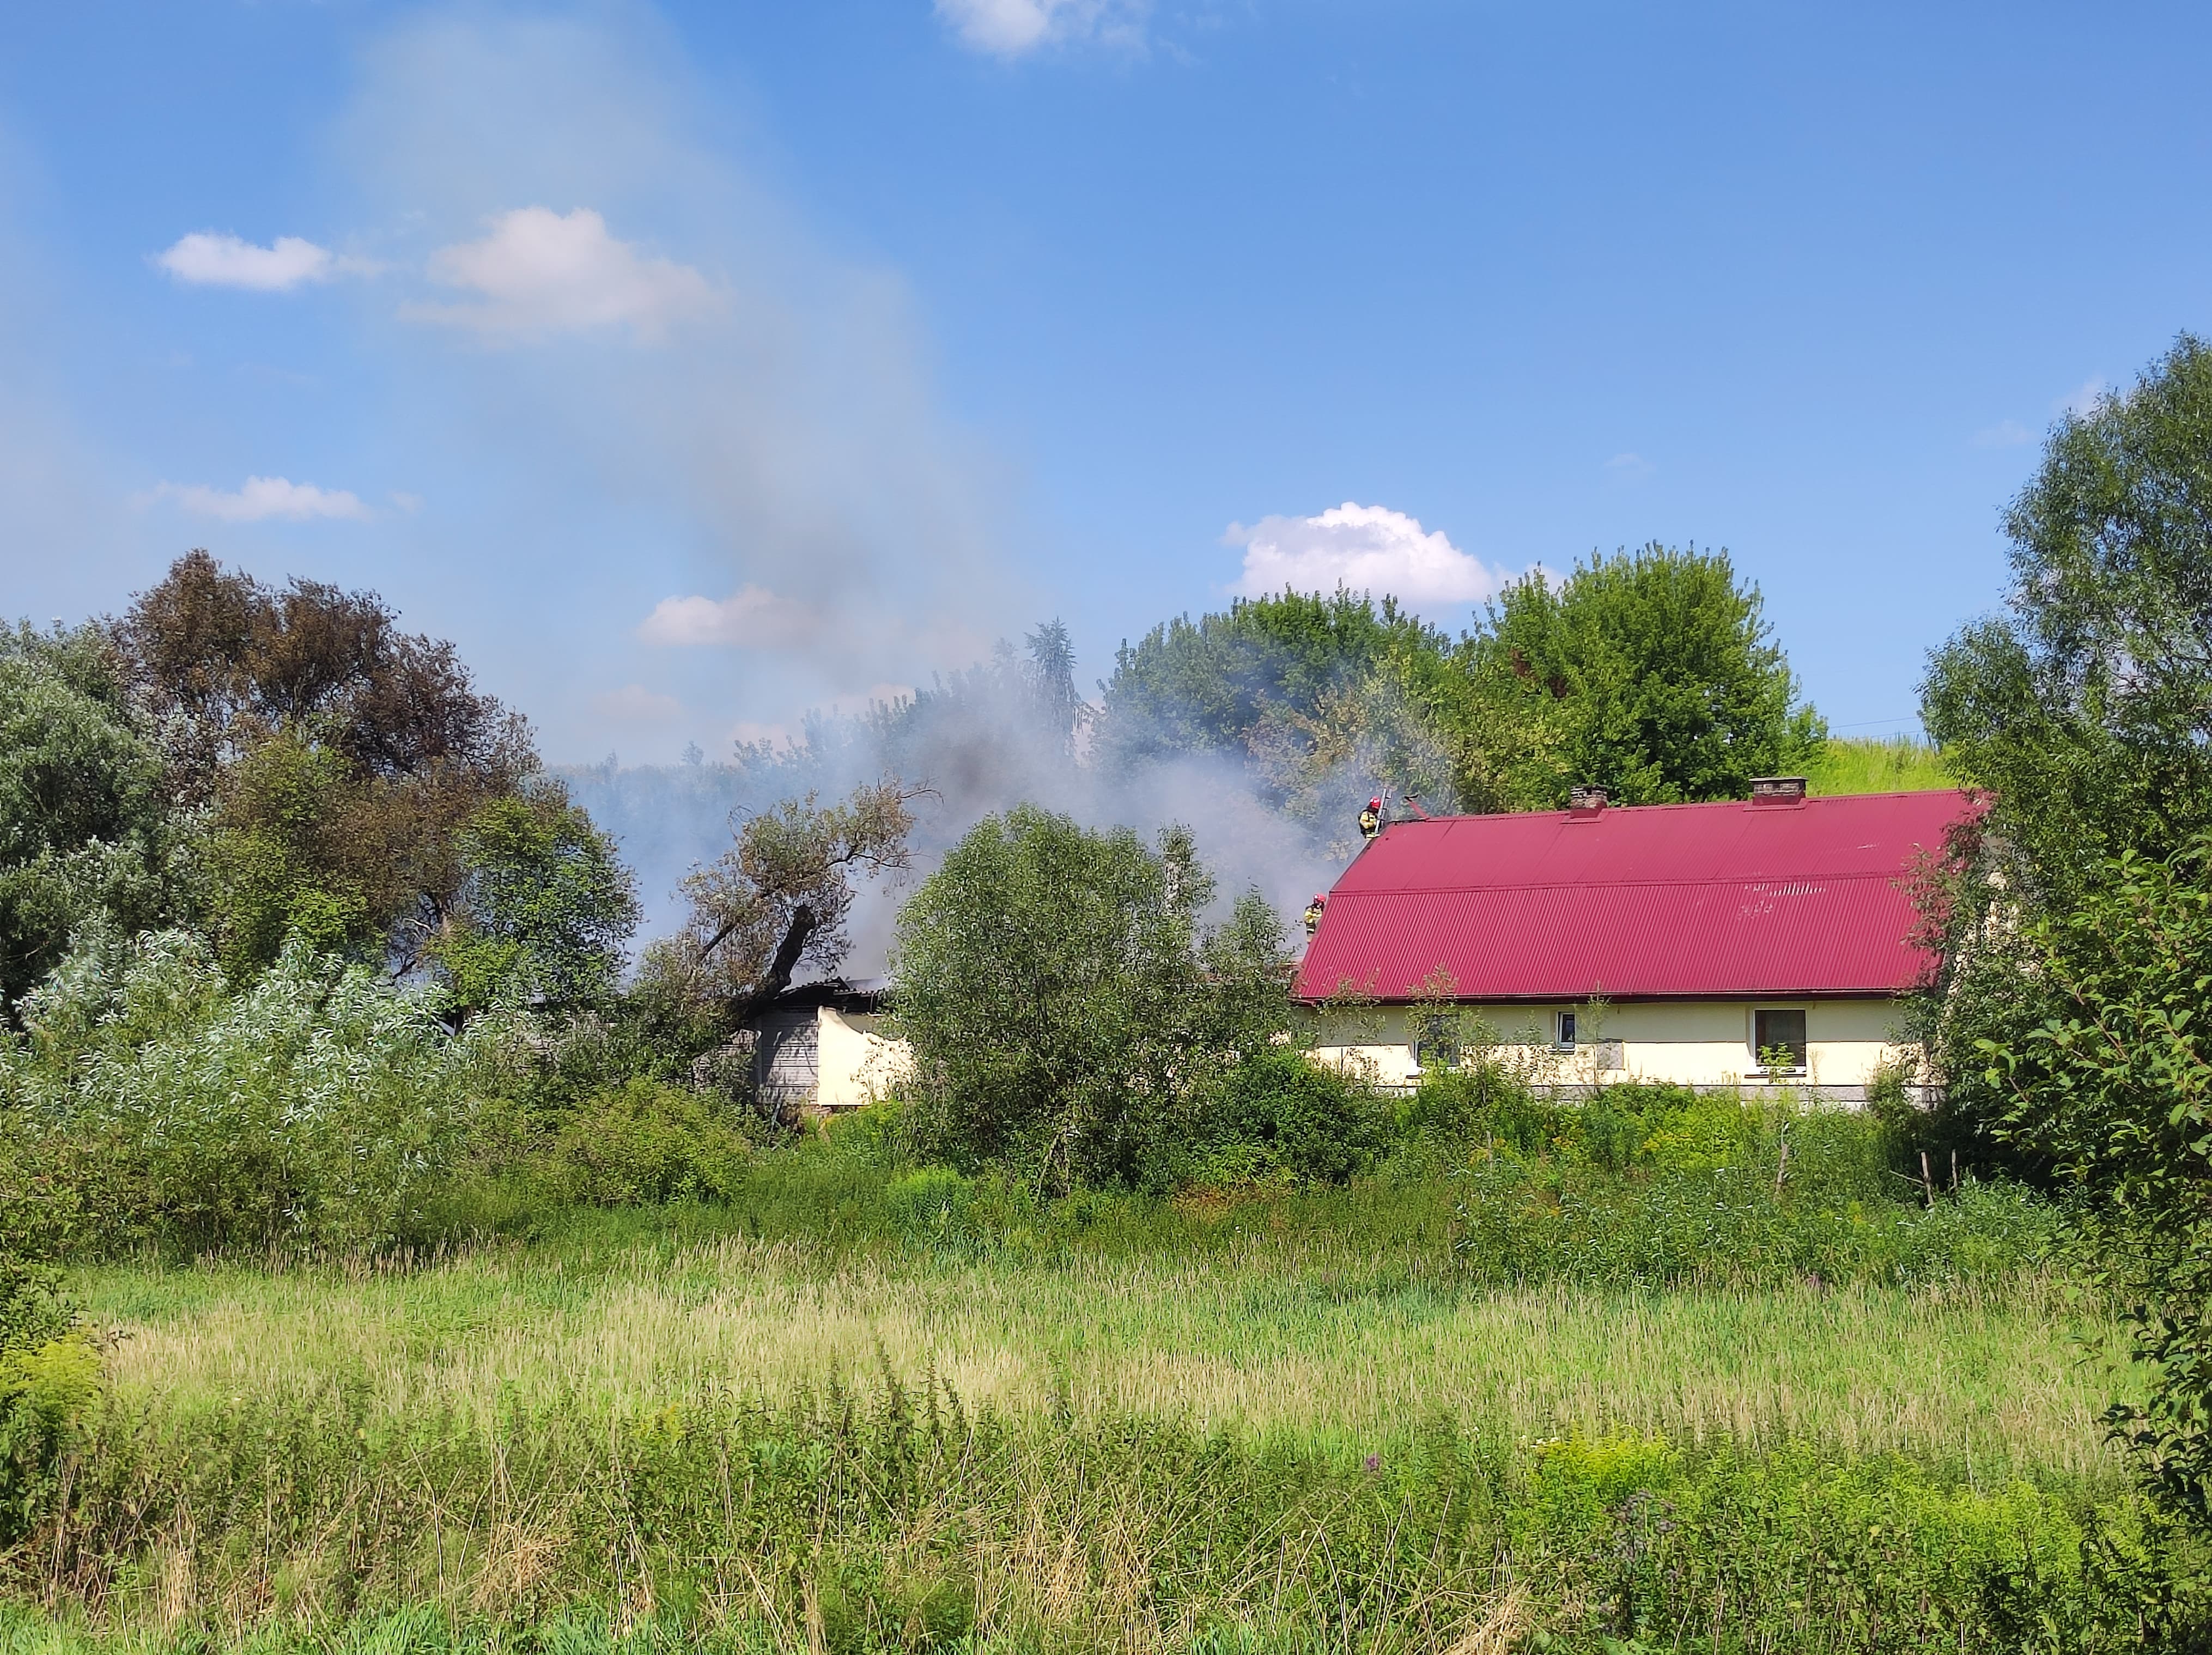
[564, 551, 1821, 981]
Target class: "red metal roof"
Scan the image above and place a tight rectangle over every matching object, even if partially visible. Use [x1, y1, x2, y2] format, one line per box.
[1292, 790, 1972, 1003]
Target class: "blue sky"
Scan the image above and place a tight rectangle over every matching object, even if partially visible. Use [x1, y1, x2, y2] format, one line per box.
[2, 1, 2207, 762]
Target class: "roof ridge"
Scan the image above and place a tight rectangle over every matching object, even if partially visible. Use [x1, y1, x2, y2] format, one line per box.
[1336, 872, 1907, 895]
[1384, 788, 1964, 826]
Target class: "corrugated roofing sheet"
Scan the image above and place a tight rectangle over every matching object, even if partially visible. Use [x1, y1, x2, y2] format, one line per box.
[1292, 789, 1972, 1003]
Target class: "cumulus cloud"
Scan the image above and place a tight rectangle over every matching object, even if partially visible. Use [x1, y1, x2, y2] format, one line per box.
[1226, 502, 1507, 607]
[408, 206, 719, 340]
[637, 585, 819, 646]
[155, 233, 357, 292]
[154, 475, 372, 522]
[935, 0, 1148, 56]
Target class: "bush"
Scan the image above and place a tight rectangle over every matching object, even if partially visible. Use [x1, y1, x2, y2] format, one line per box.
[0, 1252, 99, 1549]
[1179, 1047, 1383, 1189]
[547, 1079, 751, 1207]
[883, 1166, 976, 1242]
[1451, 1159, 2054, 1289]
[2, 930, 530, 1254]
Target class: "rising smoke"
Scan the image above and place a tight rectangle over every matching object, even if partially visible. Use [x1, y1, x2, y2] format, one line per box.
[558, 619, 1419, 980]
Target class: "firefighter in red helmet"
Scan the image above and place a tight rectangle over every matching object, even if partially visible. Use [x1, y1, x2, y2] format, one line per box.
[1358, 796, 1383, 841]
[1303, 893, 1326, 935]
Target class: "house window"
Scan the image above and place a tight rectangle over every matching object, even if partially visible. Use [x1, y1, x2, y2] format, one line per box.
[1753, 1008, 1808, 1073]
[1554, 1010, 1578, 1051]
[1415, 1014, 1460, 1070]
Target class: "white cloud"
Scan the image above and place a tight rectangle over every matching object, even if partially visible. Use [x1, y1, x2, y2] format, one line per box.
[1226, 502, 1507, 607]
[935, 0, 1148, 56]
[2057, 377, 2107, 418]
[637, 584, 818, 646]
[154, 475, 372, 522]
[595, 684, 684, 722]
[409, 206, 719, 340]
[1971, 419, 2033, 449]
[155, 232, 357, 292]
[1602, 451, 1656, 482]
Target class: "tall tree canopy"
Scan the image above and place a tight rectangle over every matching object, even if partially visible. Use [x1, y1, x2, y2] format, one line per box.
[1461, 545, 1825, 810]
[1919, 336, 2212, 1123]
[113, 553, 530, 973]
[103, 553, 623, 994]
[0, 625, 182, 1012]
[1924, 334, 2212, 896]
[1097, 589, 1449, 769]
[1918, 337, 2212, 1541]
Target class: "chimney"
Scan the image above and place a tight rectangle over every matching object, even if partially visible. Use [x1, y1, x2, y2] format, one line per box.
[1567, 785, 1608, 816]
[1749, 776, 1808, 806]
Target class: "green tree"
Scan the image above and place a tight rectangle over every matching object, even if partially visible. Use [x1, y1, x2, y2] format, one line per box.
[1464, 545, 1825, 808]
[890, 810, 1316, 1188]
[1980, 836, 2212, 1530]
[890, 807, 1208, 1185]
[1918, 336, 2212, 1142]
[1098, 588, 1451, 770]
[0, 625, 181, 1014]
[429, 790, 641, 1015]
[111, 553, 560, 978]
[640, 779, 919, 1033]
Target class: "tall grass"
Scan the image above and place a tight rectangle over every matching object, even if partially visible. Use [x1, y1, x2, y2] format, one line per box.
[77, 1229, 2104, 1478]
[18, 1371, 2202, 1653]
[1804, 735, 1950, 795]
[15, 1098, 2190, 1649]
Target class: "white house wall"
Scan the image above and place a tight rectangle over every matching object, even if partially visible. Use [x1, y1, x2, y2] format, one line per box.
[815, 1008, 913, 1109]
[1306, 998, 1917, 1097]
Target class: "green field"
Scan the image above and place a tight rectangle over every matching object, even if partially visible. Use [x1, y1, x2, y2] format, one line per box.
[11, 1148, 2197, 1655]
[1804, 737, 1951, 796]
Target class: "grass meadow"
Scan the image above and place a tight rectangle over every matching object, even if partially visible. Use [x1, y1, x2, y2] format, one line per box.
[14, 1136, 2203, 1655]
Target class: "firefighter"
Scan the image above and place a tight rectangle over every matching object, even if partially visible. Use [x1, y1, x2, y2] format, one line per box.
[1358, 796, 1383, 840]
[1303, 893, 1326, 935]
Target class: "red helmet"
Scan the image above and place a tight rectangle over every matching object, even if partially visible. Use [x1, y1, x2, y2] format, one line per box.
[1366, 796, 1382, 811]
[1310, 894, 1326, 905]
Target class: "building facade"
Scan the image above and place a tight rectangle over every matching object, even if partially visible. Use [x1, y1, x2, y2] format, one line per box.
[1294, 783, 1970, 1101]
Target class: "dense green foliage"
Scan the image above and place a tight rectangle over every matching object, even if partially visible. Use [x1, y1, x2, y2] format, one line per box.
[430, 792, 641, 1014]
[0, 1255, 95, 1551]
[1919, 336, 2212, 1132]
[1, 930, 528, 1255]
[1097, 550, 1826, 831]
[891, 807, 1308, 1187]
[1982, 836, 2212, 1529]
[0, 627, 183, 1013]
[1461, 544, 1826, 809]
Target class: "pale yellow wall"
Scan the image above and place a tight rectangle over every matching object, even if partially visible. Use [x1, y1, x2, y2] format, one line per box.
[1307, 999, 1917, 1093]
[815, 1008, 913, 1109]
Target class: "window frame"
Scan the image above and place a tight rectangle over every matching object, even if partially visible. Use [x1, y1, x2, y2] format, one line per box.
[1554, 1009, 1579, 1052]
[1413, 1011, 1461, 1071]
[1750, 1006, 1809, 1075]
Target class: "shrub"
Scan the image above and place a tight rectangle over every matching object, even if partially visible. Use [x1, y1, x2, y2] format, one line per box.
[0, 1252, 99, 1549]
[1180, 1047, 1383, 1189]
[548, 1079, 751, 1207]
[3, 930, 530, 1254]
[883, 1166, 975, 1242]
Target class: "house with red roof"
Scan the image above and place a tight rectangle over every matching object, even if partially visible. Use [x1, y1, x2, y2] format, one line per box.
[1293, 780, 1971, 1098]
